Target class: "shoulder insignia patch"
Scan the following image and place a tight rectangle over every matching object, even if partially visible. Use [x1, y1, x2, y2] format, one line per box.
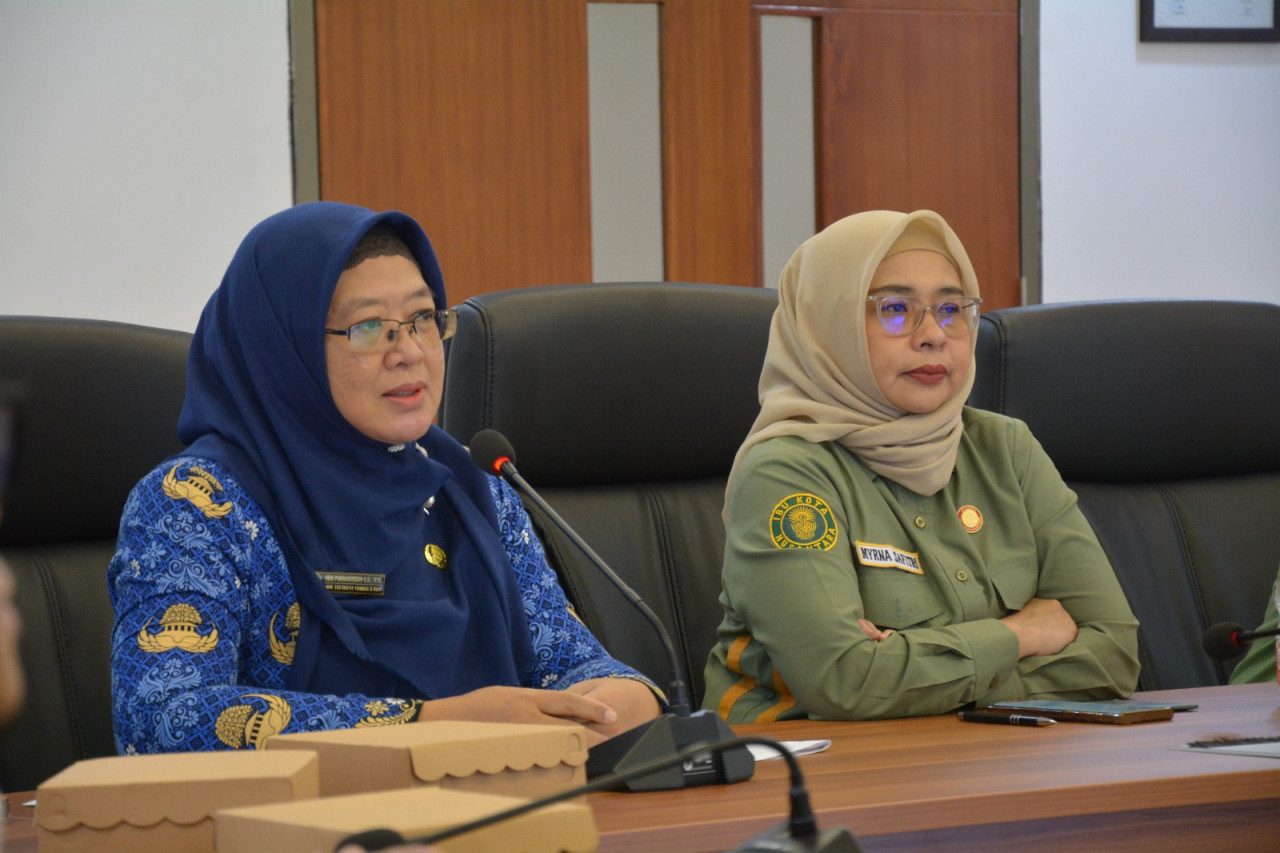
[162, 463, 233, 519]
[770, 494, 839, 550]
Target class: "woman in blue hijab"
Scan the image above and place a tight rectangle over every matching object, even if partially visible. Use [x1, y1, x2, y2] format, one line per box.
[108, 202, 660, 753]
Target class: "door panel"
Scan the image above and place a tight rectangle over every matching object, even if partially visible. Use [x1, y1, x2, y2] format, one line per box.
[313, 0, 1022, 308]
[316, 0, 592, 305]
[816, 3, 1021, 307]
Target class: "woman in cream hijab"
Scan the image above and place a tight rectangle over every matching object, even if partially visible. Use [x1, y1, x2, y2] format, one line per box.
[702, 210, 1139, 723]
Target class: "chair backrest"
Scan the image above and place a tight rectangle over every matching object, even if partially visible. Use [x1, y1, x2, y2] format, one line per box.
[969, 299, 1280, 690]
[441, 282, 778, 705]
[0, 316, 191, 791]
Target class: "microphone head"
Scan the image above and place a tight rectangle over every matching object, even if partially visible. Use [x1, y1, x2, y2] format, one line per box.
[334, 828, 407, 851]
[469, 429, 517, 476]
[1202, 622, 1247, 660]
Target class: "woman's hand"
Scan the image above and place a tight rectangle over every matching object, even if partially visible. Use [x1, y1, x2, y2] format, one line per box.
[416, 685, 616, 736]
[858, 618, 895, 643]
[415, 682, 658, 747]
[999, 597, 1078, 659]
[564, 677, 662, 743]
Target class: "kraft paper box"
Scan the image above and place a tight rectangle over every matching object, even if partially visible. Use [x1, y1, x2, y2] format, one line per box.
[264, 720, 588, 798]
[215, 785, 597, 852]
[35, 750, 319, 853]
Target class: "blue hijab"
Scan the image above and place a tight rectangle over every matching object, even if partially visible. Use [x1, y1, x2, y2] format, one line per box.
[179, 201, 535, 700]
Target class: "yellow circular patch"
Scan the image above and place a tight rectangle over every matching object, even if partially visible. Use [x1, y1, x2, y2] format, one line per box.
[770, 494, 839, 550]
[424, 544, 448, 569]
[957, 505, 983, 534]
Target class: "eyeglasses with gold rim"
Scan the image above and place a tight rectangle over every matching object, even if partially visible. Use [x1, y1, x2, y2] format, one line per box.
[865, 295, 982, 338]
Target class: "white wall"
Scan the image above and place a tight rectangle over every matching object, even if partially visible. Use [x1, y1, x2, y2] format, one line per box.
[587, 3, 664, 283]
[0, 0, 293, 333]
[1, 1, 1277, 330]
[760, 15, 816, 291]
[1040, 0, 1280, 304]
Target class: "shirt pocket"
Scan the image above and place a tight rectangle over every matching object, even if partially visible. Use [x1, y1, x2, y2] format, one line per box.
[987, 558, 1039, 612]
[858, 568, 945, 630]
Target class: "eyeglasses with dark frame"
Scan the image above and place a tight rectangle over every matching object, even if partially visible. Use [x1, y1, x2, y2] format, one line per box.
[324, 309, 458, 351]
[865, 295, 982, 338]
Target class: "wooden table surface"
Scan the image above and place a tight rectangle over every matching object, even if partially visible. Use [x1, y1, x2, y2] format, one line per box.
[4, 683, 1278, 852]
[588, 683, 1280, 851]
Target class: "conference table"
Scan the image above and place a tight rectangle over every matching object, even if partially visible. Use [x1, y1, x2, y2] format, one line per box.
[3, 684, 1277, 851]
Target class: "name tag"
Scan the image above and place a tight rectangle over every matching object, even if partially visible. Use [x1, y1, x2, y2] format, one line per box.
[855, 541, 923, 574]
[315, 572, 386, 595]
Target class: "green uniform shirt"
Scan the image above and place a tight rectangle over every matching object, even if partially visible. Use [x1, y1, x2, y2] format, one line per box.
[703, 408, 1140, 722]
[1229, 570, 1279, 684]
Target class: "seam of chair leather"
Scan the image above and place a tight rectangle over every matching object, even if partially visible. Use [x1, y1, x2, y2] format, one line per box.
[993, 314, 1011, 413]
[1160, 485, 1223, 684]
[643, 487, 687, 678]
[37, 552, 89, 757]
[473, 300, 499, 429]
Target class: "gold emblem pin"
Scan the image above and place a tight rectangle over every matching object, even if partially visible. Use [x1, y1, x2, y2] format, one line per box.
[957, 505, 984, 534]
[425, 544, 448, 569]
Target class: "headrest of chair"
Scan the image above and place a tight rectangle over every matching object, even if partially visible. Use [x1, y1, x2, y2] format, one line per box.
[969, 300, 1280, 482]
[0, 317, 191, 546]
[441, 282, 778, 485]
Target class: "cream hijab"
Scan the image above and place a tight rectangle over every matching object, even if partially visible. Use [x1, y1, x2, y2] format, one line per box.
[729, 209, 981, 501]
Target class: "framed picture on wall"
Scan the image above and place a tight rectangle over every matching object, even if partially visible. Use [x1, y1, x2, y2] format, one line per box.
[1140, 0, 1280, 42]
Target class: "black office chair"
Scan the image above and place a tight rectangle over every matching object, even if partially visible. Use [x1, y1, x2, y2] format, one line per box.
[441, 282, 778, 706]
[969, 299, 1280, 690]
[0, 316, 191, 791]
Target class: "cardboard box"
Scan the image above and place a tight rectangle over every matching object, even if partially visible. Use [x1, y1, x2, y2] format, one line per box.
[215, 785, 598, 853]
[265, 721, 588, 799]
[35, 750, 319, 853]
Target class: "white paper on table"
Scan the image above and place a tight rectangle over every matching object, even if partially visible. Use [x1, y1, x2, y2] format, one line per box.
[747, 739, 832, 761]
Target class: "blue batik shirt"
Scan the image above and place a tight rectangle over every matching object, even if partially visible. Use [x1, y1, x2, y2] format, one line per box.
[109, 456, 653, 754]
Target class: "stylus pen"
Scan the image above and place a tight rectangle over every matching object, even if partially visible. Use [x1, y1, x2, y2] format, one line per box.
[957, 710, 1056, 727]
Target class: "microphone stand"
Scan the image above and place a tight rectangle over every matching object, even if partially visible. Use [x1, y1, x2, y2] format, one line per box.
[471, 430, 754, 792]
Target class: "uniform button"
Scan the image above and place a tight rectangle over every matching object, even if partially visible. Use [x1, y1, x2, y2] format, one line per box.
[914, 516, 927, 529]
[955, 570, 969, 582]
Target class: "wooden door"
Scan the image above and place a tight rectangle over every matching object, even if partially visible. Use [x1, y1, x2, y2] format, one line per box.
[809, 0, 1021, 308]
[315, 0, 594, 305]
[312, 0, 1021, 309]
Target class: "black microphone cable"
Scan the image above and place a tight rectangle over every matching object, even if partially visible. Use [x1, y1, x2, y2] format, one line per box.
[335, 735, 862, 852]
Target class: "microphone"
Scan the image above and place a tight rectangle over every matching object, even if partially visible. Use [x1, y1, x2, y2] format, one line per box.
[468, 428, 754, 792]
[334, 736, 863, 853]
[1203, 621, 1280, 660]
